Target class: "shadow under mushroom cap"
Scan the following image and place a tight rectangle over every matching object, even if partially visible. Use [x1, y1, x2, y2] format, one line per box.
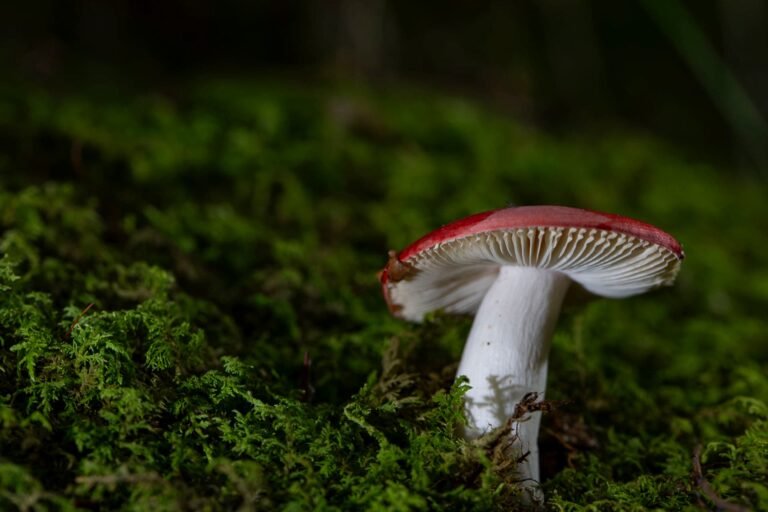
[381, 206, 684, 322]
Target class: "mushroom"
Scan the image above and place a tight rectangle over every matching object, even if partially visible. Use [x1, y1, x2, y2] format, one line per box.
[379, 205, 684, 492]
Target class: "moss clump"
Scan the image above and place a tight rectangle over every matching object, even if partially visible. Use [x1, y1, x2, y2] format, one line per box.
[0, 80, 766, 510]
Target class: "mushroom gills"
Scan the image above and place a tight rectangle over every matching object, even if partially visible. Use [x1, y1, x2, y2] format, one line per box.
[390, 227, 680, 321]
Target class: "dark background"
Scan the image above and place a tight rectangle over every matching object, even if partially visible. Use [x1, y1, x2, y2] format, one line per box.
[2, 0, 767, 177]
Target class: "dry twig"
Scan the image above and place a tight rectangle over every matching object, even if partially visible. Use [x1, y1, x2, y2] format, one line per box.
[65, 303, 94, 339]
[691, 444, 749, 512]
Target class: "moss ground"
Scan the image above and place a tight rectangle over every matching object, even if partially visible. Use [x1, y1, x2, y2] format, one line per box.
[0, 80, 766, 511]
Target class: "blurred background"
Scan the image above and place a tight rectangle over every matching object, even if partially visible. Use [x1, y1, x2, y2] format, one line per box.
[2, 0, 768, 178]
[1, 2, 767, 509]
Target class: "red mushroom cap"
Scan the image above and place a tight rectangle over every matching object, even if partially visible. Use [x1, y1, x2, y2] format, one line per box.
[380, 205, 684, 321]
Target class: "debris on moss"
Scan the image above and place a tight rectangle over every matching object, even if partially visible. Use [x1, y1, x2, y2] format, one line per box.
[0, 80, 766, 510]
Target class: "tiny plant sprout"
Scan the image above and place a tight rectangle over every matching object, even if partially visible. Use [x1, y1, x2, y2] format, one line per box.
[380, 206, 684, 497]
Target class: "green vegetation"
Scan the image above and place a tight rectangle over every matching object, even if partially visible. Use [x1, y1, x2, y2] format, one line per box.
[0, 80, 766, 511]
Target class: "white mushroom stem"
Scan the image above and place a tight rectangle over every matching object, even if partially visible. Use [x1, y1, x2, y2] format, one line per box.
[457, 265, 570, 486]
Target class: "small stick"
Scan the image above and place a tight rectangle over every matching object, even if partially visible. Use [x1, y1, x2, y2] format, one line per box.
[65, 303, 94, 339]
[691, 444, 749, 512]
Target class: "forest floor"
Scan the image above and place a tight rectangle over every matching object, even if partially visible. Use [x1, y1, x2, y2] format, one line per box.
[0, 78, 766, 511]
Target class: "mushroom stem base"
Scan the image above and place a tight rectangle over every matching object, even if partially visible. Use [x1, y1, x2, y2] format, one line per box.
[457, 265, 570, 488]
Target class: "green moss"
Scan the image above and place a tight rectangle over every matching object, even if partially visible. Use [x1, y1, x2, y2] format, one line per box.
[0, 80, 766, 510]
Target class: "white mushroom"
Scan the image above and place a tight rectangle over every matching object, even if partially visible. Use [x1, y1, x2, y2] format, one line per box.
[380, 206, 684, 498]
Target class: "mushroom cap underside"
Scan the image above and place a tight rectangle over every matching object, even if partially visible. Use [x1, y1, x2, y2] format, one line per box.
[380, 206, 684, 321]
